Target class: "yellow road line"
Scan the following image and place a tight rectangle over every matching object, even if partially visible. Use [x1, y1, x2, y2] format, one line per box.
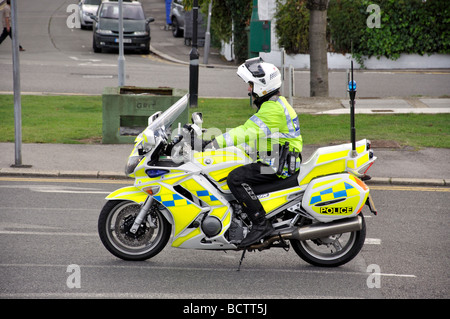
[0, 177, 133, 185]
[370, 185, 450, 192]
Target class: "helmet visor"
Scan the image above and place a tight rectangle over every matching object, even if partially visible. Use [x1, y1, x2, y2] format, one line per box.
[245, 57, 265, 78]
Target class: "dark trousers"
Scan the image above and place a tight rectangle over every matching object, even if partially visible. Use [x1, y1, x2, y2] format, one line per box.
[227, 162, 281, 217]
[0, 27, 23, 49]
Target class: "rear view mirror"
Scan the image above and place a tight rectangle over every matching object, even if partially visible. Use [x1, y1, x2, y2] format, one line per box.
[191, 112, 203, 126]
[86, 12, 98, 22]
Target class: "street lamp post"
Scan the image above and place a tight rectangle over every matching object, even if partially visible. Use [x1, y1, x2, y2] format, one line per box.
[203, 1, 212, 65]
[189, 0, 199, 107]
[10, 0, 28, 167]
[118, 0, 125, 87]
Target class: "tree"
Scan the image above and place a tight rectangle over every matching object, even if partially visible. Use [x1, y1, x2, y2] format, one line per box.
[307, 0, 329, 97]
[183, 0, 251, 64]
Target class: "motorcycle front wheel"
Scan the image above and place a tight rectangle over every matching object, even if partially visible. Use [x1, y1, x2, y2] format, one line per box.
[290, 215, 366, 267]
[98, 200, 171, 261]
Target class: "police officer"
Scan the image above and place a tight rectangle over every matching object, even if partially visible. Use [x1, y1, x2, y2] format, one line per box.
[207, 57, 303, 247]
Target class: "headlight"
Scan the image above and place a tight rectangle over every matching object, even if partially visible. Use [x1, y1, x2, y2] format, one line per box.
[96, 29, 113, 35]
[133, 31, 149, 36]
[125, 155, 144, 175]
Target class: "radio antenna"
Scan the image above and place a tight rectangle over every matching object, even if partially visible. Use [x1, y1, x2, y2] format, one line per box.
[348, 61, 357, 157]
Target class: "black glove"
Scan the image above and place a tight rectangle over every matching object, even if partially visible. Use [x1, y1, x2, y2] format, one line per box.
[192, 137, 217, 151]
[202, 139, 213, 150]
[203, 139, 220, 150]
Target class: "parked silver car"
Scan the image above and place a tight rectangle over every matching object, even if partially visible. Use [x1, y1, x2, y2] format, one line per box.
[170, 0, 185, 37]
[78, 0, 102, 29]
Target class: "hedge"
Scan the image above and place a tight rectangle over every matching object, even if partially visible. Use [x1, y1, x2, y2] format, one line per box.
[275, 0, 450, 64]
[275, 0, 310, 54]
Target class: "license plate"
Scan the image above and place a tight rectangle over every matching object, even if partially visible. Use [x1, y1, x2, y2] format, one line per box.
[115, 38, 132, 43]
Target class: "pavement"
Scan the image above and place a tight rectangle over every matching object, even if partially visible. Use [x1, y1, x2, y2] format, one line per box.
[0, 0, 449, 187]
[143, 0, 237, 69]
[1, 142, 449, 187]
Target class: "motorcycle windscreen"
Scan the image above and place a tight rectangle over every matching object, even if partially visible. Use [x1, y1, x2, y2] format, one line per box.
[144, 93, 189, 136]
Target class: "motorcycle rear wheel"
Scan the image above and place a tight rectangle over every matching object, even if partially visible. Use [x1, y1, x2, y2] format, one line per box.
[290, 215, 366, 267]
[98, 200, 171, 261]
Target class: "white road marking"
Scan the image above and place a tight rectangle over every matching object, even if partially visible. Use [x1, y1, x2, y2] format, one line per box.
[365, 238, 381, 245]
[0, 184, 110, 194]
[0, 262, 417, 278]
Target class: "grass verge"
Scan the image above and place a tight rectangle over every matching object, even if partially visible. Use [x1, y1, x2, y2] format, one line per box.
[0, 95, 449, 148]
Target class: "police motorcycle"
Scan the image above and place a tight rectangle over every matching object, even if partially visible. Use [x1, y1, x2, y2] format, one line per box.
[98, 63, 378, 267]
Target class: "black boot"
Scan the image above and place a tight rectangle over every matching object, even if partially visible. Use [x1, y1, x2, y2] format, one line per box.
[239, 212, 274, 247]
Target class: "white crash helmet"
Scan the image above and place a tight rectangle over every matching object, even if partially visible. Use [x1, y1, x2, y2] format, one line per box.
[237, 57, 282, 98]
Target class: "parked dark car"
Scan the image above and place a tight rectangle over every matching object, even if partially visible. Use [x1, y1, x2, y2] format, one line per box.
[92, 0, 154, 53]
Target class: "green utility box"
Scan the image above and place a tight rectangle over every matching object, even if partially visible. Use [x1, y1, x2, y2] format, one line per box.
[102, 87, 188, 144]
[250, 20, 271, 53]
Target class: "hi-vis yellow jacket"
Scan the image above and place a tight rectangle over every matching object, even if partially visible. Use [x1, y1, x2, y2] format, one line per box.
[215, 96, 303, 175]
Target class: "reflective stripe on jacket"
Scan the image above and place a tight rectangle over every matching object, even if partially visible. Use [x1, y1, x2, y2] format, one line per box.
[215, 96, 303, 175]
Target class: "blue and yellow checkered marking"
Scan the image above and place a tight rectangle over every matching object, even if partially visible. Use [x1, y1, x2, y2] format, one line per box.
[196, 190, 219, 202]
[153, 194, 192, 207]
[310, 182, 355, 205]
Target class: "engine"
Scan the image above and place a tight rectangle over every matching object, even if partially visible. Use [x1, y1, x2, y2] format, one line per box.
[201, 216, 222, 237]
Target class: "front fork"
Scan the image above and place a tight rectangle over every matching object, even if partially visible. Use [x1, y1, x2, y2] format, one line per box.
[129, 196, 154, 234]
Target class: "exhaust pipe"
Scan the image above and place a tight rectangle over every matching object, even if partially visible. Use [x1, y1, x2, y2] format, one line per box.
[248, 215, 363, 250]
[289, 215, 363, 241]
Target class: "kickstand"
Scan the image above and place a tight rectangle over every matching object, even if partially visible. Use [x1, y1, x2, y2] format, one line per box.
[278, 233, 290, 252]
[237, 249, 247, 272]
